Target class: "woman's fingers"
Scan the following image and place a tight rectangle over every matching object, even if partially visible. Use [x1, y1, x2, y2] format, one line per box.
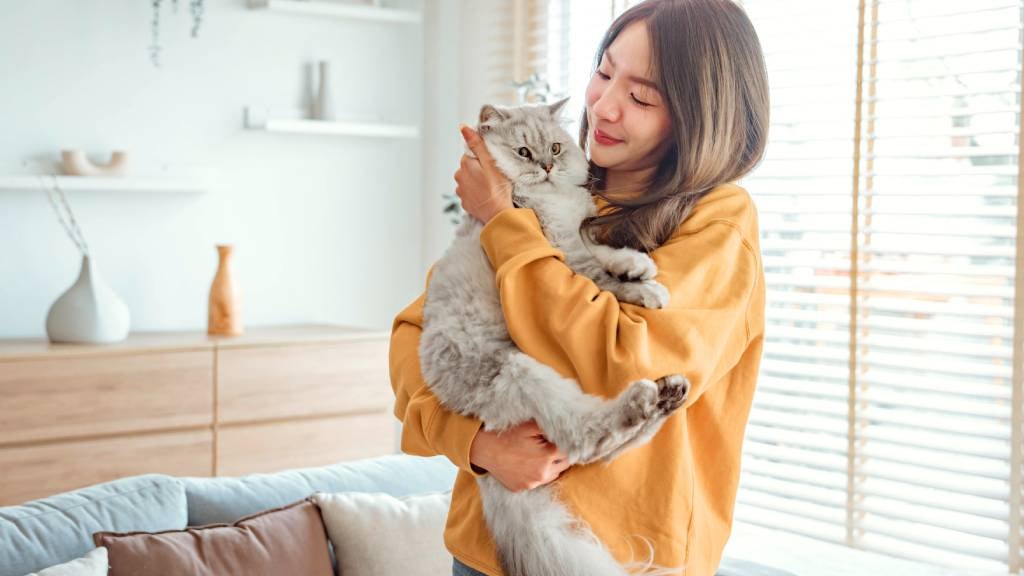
[459, 125, 505, 184]
[459, 124, 491, 164]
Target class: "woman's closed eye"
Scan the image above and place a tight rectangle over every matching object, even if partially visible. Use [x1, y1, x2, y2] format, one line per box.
[631, 93, 652, 107]
[594, 70, 654, 108]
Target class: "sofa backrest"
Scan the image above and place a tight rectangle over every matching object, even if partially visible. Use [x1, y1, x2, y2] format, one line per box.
[0, 454, 458, 576]
[182, 454, 458, 526]
[0, 474, 186, 576]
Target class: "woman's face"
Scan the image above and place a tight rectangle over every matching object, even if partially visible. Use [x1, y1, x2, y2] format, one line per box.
[585, 20, 673, 175]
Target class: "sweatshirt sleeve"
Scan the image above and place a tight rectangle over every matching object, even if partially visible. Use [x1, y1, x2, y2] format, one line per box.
[479, 207, 758, 408]
[389, 268, 488, 477]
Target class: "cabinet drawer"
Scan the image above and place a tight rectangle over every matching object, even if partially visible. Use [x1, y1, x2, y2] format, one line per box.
[217, 339, 391, 424]
[0, 351, 213, 444]
[0, 429, 213, 506]
[217, 412, 395, 476]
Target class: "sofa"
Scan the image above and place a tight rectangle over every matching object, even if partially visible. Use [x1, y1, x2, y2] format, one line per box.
[0, 453, 794, 576]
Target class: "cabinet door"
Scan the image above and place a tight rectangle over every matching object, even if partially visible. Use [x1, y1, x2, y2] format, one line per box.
[217, 413, 395, 476]
[0, 429, 212, 506]
[217, 338, 392, 424]
[0, 351, 213, 444]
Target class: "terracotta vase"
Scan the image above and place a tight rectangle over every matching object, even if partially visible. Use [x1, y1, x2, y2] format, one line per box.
[208, 244, 243, 337]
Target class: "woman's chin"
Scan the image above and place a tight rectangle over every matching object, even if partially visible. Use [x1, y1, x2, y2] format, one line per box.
[588, 140, 621, 169]
[588, 150, 618, 170]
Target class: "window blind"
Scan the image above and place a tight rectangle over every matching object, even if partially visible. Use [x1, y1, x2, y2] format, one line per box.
[507, 0, 1024, 571]
[736, 0, 1024, 573]
[731, 0, 862, 552]
[487, 0, 550, 104]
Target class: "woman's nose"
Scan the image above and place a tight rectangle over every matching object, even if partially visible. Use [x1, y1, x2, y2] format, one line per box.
[591, 87, 621, 123]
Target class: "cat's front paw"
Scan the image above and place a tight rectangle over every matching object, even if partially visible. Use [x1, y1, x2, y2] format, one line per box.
[615, 280, 670, 309]
[600, 249, 658, 282]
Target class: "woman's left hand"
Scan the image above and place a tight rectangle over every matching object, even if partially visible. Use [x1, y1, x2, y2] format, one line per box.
[455, 124, 514, 224]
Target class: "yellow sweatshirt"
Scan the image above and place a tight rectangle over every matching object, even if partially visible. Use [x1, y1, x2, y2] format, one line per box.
[389, 182, 765, 576]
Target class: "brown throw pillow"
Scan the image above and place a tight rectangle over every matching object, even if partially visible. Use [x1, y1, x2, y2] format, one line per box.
[93, 497, 333, 576]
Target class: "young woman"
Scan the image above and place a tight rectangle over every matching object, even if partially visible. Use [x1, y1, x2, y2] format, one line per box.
[389, 1, 769, 575]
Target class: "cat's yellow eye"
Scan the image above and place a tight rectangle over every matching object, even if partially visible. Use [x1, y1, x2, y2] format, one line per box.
[518, 147, 532, 159]
[551, 143, 561, 155]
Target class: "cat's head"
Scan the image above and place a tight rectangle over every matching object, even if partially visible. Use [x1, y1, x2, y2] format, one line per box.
[476, 98, 589, 202]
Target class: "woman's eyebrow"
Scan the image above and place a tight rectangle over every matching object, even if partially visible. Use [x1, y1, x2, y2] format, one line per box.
[604, 51, 661, 91]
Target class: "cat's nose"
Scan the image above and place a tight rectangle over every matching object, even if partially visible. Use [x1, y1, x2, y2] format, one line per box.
[544, 163, 553, 173]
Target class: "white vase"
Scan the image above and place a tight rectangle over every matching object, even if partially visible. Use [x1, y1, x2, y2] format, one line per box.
[46, 255, 130, 344]
[312, 60, 335, 121]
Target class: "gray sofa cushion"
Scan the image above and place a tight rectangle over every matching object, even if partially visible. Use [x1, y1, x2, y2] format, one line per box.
[0, 474, 187, 576]
[183, 454, 457, 526]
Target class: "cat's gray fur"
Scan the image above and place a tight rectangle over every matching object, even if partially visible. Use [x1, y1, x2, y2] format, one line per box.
[418, 99, 689, 576]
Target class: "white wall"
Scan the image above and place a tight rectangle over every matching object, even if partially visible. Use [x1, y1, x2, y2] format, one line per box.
[0, 0, 432, 337]
[0, 0, 515, 339]
[421, 0, 505, 273]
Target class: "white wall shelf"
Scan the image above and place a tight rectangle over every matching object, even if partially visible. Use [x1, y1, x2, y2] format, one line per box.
[0, 176, 206, 195]
[247, 0, 422, 24]
[244, 106, 420, 139]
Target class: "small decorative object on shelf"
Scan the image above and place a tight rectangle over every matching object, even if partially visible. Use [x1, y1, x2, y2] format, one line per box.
[208, 244, 244, 337]
[511, 71, 558, 105]
[41, 176, 131, 344]
[311, 60, 336, 121]
[60, 149, 129, 177]
[149, 0, 206, 68]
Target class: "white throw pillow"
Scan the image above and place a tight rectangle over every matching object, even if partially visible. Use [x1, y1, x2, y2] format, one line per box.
[314, 490, 453, 576]
[24, 547, 108, 576]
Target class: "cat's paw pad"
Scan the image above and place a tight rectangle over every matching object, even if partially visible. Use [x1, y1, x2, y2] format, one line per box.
[655, 374, 689, 414]
[602, 251, 658, 282]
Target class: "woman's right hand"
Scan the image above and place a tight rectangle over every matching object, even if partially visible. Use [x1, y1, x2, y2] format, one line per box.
[469, 419, 571, 492]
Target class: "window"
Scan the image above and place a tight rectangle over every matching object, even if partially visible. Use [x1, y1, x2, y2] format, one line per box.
[737, 0, 1023, 573]
[511, 0, 1022, 572]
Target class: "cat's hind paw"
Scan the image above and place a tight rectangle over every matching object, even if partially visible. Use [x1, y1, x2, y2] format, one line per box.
[655, 374, 689, 415]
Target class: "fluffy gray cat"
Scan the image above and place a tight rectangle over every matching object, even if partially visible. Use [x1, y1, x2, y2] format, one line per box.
[418, 98, 689, 576]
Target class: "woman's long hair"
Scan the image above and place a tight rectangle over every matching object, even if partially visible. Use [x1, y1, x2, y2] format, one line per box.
[579, 0, 770, 252]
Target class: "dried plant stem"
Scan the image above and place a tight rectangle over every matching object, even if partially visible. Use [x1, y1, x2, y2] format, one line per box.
[39, 174, 90, 257]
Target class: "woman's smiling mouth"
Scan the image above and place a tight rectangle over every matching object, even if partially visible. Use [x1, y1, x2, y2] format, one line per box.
[594, 128, 624, 146]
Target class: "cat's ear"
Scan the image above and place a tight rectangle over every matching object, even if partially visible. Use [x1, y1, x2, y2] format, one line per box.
[478, 104, 509, 133]
[547, 97, 570, 118]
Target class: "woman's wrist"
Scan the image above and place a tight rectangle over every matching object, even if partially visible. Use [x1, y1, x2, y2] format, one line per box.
[469, 427, 494, 473]
[469, 194, 514, 224]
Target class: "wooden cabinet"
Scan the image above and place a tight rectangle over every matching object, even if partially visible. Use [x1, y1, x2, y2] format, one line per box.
[0, 325, 395, 505]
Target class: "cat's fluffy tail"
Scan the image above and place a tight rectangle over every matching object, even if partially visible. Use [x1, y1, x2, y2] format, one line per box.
[619, 533, 686, 575]
[478, 475, 685, 576]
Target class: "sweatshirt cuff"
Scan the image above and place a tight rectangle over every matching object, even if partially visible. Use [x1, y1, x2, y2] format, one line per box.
[428, 406, 488, 478]
[480, 207, 561, 270]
